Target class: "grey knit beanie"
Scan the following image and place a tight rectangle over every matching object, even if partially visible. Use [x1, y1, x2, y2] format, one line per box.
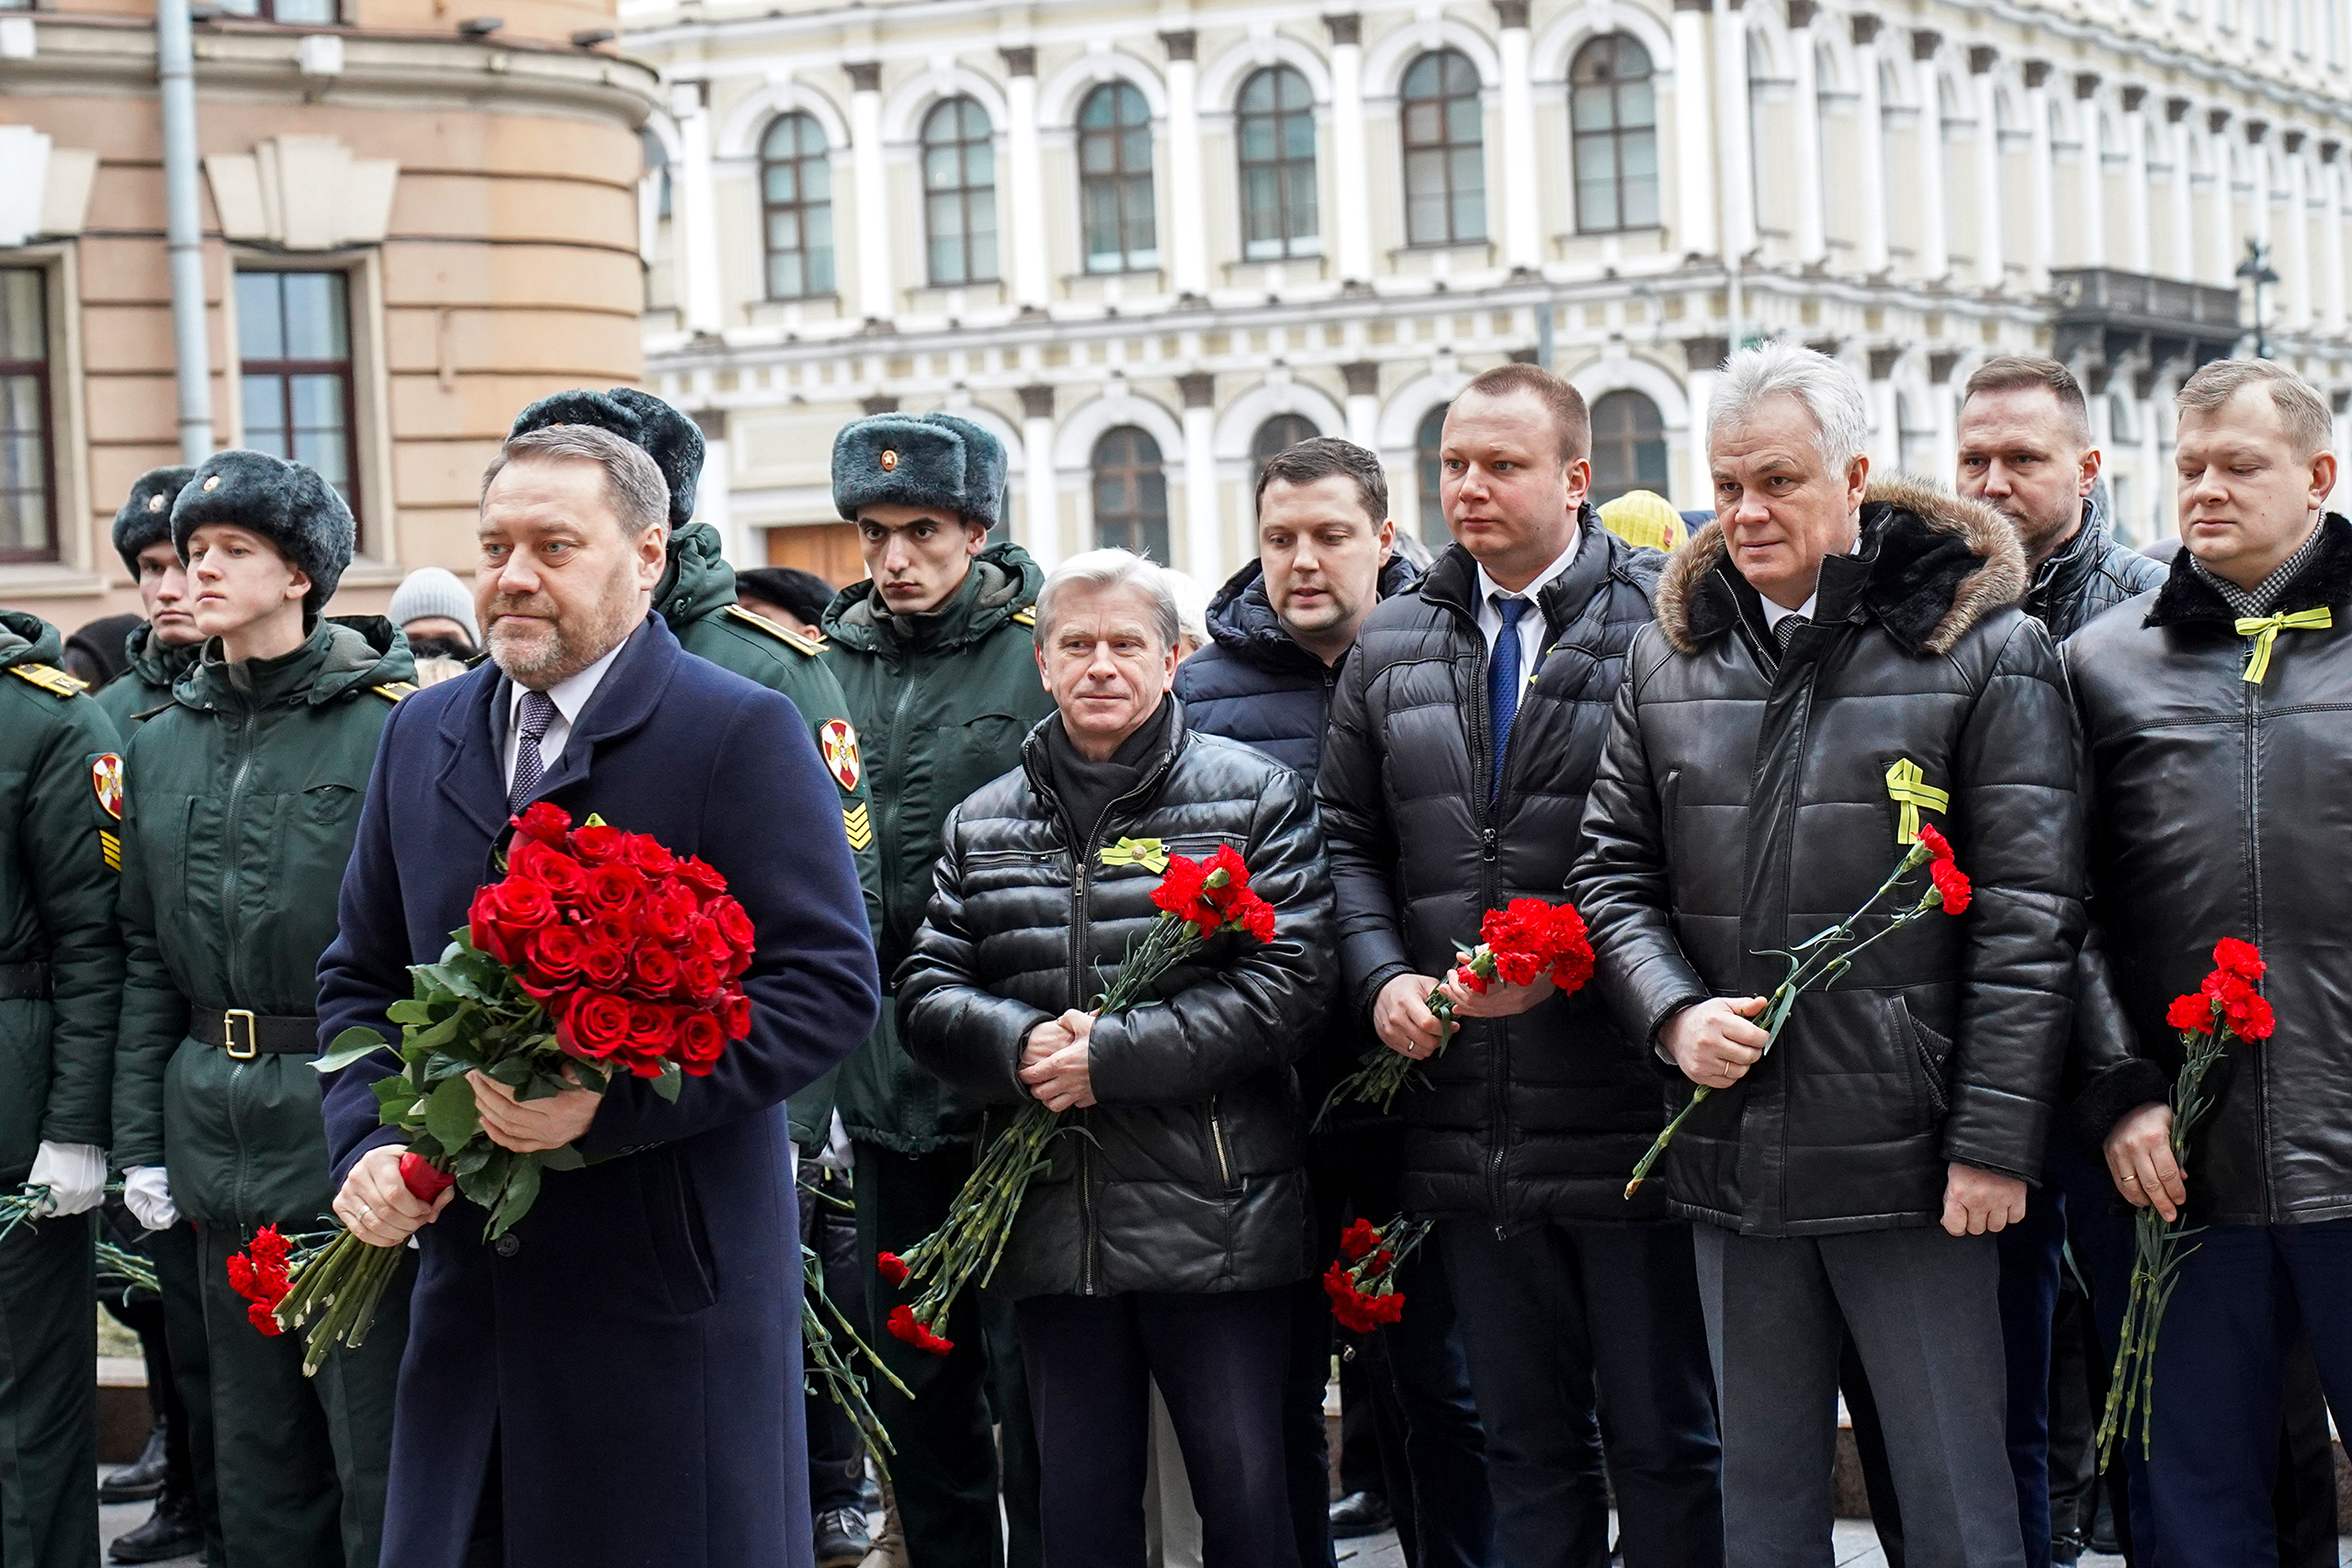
[389, 567, 481, 645]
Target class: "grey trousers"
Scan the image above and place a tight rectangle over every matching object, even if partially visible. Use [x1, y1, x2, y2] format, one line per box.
[1691, 1224, 2024, 1568]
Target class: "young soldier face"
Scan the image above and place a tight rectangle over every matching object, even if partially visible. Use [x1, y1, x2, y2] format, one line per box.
[1256, 474, 1394, 657]
[2175, 385, 2340, 588]
[135, 539, 203, 649]
[856, 504, 988, 617]
[476, 456, 667, 690]
[1955, 386, 2098, 566]
[1711, 393, 1871, 611]
[185, 525, 310, 642]
[1035, 583, 1178, 754]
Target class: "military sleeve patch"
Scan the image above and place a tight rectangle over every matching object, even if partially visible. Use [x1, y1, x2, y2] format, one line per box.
[371, 682, 418, 703]
[842, 802, 873, 852]
[91, 753, 123, 821]
[819, 718, 864, 793]
[6, 662, 87, 697]
[1011, 607, 1036, 627]
[727, 604, 827, 657]
[100, 830, 121, 872]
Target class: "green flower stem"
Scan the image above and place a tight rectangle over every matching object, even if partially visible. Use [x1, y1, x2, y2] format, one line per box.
[1315, 953, 1498, 1128]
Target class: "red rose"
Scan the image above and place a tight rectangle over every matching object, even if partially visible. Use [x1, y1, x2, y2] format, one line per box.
[675, 1010, 726, 1075]
[630, 943, 683, 998]
[2211, 938, 2266, 980]
[624, 834, 677, 876]
[579, 938, 628, 991]
[678, 951, 725, 1004]
[1928, 860, 1972, 915]
[557, 990, 632, 1061]
[512, 801, 573, 846]
[469, 886, 519, 964]
[718, 985, 752, 1040]
[876, 1251, 911, 1288]
[1339, 1218, 1383, 1262]
[399, 1153, 455, 1201]
[524, 925, 588, 987]
[570, 823, 626, 865]
[711, 897, 755, 957]
[685, 915, 731, 965]
[1917, 823, 1954, 863]
[509, 837, 588, 903]
[673, 856, 728, 897]
[624, 1003, 678, 1074]
[639, 884, 698, 944]
[2165, 992, 2215, 1034]
[582, 863, 648, 919]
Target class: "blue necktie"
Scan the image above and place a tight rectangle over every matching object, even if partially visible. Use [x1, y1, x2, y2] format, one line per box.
[510, 689, 557, 811]
[1488, 595, 1528, 799]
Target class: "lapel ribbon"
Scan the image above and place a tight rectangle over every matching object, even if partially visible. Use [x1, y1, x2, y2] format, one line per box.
[2234, 607, 2332, 684]
[1884, 758, 1951, 847]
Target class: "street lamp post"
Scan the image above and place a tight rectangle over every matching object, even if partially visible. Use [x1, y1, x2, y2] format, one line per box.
[2237, 239, 2281, 359]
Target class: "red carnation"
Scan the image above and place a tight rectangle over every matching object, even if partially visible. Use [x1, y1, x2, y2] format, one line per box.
[2211, 938, 2265, 980]
[887, 1303, 954, 1356]
[226, 1226, 295, 1337]
[2165, 992, 2215, 1034]
[1929, 859, 1972, 915]
[1340, 1218, 1383, 1262]
[2223, 990, 2276, 1042]
[1201, 845, 1254, 909]
[1917, 823, 1954, 863]
[512, 801, 573, 846]
[1456, 964, 1489, 995]
[1236, 894, 1277, 945]
[2202, 968, 2255, 1006]
[1150, 855, 1216, 927]
[876, 1252, 911, 1288]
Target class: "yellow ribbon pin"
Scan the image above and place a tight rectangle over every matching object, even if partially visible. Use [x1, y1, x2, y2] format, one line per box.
[2235, 607, 2332, 684]
[1099, 837, 1170, 873]
[1884, 758, 1951, 846]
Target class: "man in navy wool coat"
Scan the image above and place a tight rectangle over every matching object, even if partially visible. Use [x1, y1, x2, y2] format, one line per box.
[315, 421, 880, 1568]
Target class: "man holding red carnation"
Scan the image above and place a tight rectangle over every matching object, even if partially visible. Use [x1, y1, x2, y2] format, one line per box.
[313, 420, 877, 1568]
[2064, 358, 2352, 1562]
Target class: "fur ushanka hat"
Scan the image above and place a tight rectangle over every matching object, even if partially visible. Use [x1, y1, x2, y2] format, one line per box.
[508, 387, 703, 529]
[169, 449, 356, 626]
[831, 413, 1007, 532]
[112, 466, 196, 576]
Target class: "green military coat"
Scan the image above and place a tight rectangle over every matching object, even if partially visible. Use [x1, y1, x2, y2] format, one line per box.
[113, 617, 415, 1227]
[821, 542, 1055, 1154]
[93, 622, 199, 732]
[0, 612, 123, 1184]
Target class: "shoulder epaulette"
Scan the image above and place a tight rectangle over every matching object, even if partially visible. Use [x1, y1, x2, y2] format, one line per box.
[372, 682, 418, 703]
[6, 662, 86, 698]
[727, 604, 827, 657]
[1011, 607, 1036, 627]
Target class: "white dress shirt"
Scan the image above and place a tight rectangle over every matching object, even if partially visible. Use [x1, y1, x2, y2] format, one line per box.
[503, 638, 628, 794]
[1475, 525, 1586, 674]
[1756, 535, 1868, 637]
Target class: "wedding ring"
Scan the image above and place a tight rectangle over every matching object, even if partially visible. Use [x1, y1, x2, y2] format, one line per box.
[2119, 1175, 2139, 1185]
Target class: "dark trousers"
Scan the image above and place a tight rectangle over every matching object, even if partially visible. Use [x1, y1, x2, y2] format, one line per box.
[152, 1221, 227, 1565]
[0, 1210, 96, 1568]
[1437, 1218, 1722, 1568]
[1017, 1287, 1299, 1568]
[198, 1220, 409, 1568]
[854, 1141, 1043, 1568]
[2136, 1218, 2352, 1565]
[1695, 1224, 2021, 1568]
[798, 1165, 865, 1517]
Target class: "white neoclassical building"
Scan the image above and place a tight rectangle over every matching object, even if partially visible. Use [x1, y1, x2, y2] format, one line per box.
[620, 0, 2352, 584]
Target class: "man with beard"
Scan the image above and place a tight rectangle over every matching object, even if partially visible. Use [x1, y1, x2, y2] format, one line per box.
[316, 423, 877, 1568]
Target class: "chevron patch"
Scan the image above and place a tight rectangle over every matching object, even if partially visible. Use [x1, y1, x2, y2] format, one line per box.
[842, 803, 873, 852]
[99, 830, 120, 872]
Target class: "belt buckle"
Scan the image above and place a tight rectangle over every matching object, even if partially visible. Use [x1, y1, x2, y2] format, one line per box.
[223, 1009, 258, 1061]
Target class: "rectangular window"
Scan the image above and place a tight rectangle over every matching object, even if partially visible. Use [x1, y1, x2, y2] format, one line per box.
[0, 268, 56, 565]
[214, 0, 341, 21]
[237, 269, 360, 530]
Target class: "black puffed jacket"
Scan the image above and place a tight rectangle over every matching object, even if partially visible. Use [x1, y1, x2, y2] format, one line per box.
[1317, 519, 1674, 1227]
[2023, 500, 2169, 641]
[1570, 479, 2086, 1236]
[2066, 515, 2352, 1228]
[897, 700, 1335, 1298]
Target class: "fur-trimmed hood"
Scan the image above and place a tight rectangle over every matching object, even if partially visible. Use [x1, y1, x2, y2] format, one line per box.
[1654, 475, 2026, 658]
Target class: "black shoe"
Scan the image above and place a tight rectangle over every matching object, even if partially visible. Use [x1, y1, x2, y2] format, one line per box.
[2051, 1529, 2086, 1566]
[99, 1420, 170, 1505]
[108, 1490, 200, 1565]
[1328, 1490, 1394, 1540]
[813, 1506, 870, 1568]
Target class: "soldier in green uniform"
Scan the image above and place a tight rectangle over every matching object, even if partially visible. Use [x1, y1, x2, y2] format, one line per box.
[0, 609, 123, 1568]
[112, 450, 416, 1568]
[822, 412, 1056, 1568]
[96, 466, 203, 731]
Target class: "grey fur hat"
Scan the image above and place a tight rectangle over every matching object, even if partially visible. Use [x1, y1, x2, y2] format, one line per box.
[112, 466, 196, 576]
[508, 387, 702, 528]
[831, 413, 1005, 531]
[170, 449, 356, 626]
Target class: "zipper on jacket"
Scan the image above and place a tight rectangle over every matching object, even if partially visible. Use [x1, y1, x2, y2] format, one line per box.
[877, 669, 921, 948]
[1209, 1094, 1235, 1190]
[220, 704, 260, 1222]
[2243, 666, 2273, 1225]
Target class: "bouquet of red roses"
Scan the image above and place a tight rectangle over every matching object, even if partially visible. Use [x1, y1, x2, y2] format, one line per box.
[275, 804, 755, 1373]
[1625, 824, 1973, 1198]
[1319, 897, 1595, 1123]
[1323, 1214, 1432, 1333]
[2097, 938, 2274, 1467]
[879, 843, 1278, 1355]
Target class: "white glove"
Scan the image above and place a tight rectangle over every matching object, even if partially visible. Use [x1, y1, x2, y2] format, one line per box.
[122, 1166, 178, 1232]
[27, 1143, 107, 1216]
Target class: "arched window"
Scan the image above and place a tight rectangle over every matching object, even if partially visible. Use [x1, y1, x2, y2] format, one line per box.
[1588, 390, 1669, 505]
[1238, 66, 1318, 260]
[761, 113, 834, 300]
[1415, 403, 1452, 547]
[1249, 413, 1320, 502]
[922, 97, 998, 287]
[1092, 426, 1170, 559]
[1401, 51, 1487, 245]
[1079, 83, 1157, 274]
[1571, 35, 1659, 232]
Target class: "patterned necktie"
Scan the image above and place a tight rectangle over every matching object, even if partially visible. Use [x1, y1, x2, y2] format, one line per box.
[509, 689, 557, 811]
[1488, 595, 1528, 799]
[1774, 614, 1810, 654]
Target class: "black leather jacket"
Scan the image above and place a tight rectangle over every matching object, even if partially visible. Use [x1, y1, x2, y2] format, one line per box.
[897, 700, 1334, 1298]
[2022, 501, 2169, 641]
[1571, 479, 2086, 1236]
[2066, 515, 2352, 1228]
[1317, 518, 1673, 1226]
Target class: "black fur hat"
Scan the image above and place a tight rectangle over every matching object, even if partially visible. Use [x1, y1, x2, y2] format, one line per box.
[169, 450, 355, 626]
[112, 466, 196, 577]
[831, 413, 1006, 531]
[508, 388, 702, 528]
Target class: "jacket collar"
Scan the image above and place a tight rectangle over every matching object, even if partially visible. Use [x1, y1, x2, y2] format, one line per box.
[2025, 500, 2109, 618]
[2143, 512, 2352, 629]
[1018, 694, 1192, 843]
[124, 621, 201, 691]
[0, 609, 62, 672]
[1419, 505, 1616, 637]
[1655, 477, 2026, 658]
[1202, 552, 1420, 673]
[650, 522, 738, 630]
[180, 615, 411, 714]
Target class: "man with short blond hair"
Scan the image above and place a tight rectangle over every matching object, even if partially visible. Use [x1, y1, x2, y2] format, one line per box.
[2065, 357, 2352, 1562]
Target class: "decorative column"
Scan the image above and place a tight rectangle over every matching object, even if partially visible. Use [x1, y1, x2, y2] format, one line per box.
[2247, 121, 2272, 254]
[2283, 130, 2312, 329]
[1162, 31, 1209, 299]
[1343, 361, 1381, 446]
[1789, 0, 1826, 265]
[1928, 351, 1961, 472]
[673, 82, 724, 336]
[693, 411, 737, 559]
[2073, 74, 2106, 268]
[1328, 15, 1374, 286]
[2138, 368, 2167, 547]
[2121, 86, 2152, 274]
[2323, 142, 2346, 333]
[2206, 111, 2237, 285]
[1867, 346, 1902, 472]
[1672, 0, 1718, 257]
[1910, 31, 1949, 280]
[2024, 61, 2054, 288]
[1854, 17, 1889, 274]
[2168, 98, 2198, 283]
[1682, 336, 1727, 509]
[1497, 0, 1542, 272]
[1715, 0, 1756, 261]
[1020, 384, 1060, 567]
[1002, 48, 1049, 313]
[1180, 372, 1221, 577]
[1968, 46, 2003, 289]
[847, 62, 893, 324]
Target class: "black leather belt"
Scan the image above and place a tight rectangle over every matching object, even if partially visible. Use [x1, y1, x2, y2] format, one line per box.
[191, 1007, 318, 1060]
[0, 962, 48, 1001]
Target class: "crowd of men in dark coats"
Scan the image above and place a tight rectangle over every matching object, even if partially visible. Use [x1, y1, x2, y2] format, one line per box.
[0, 340, 2346, 1568]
